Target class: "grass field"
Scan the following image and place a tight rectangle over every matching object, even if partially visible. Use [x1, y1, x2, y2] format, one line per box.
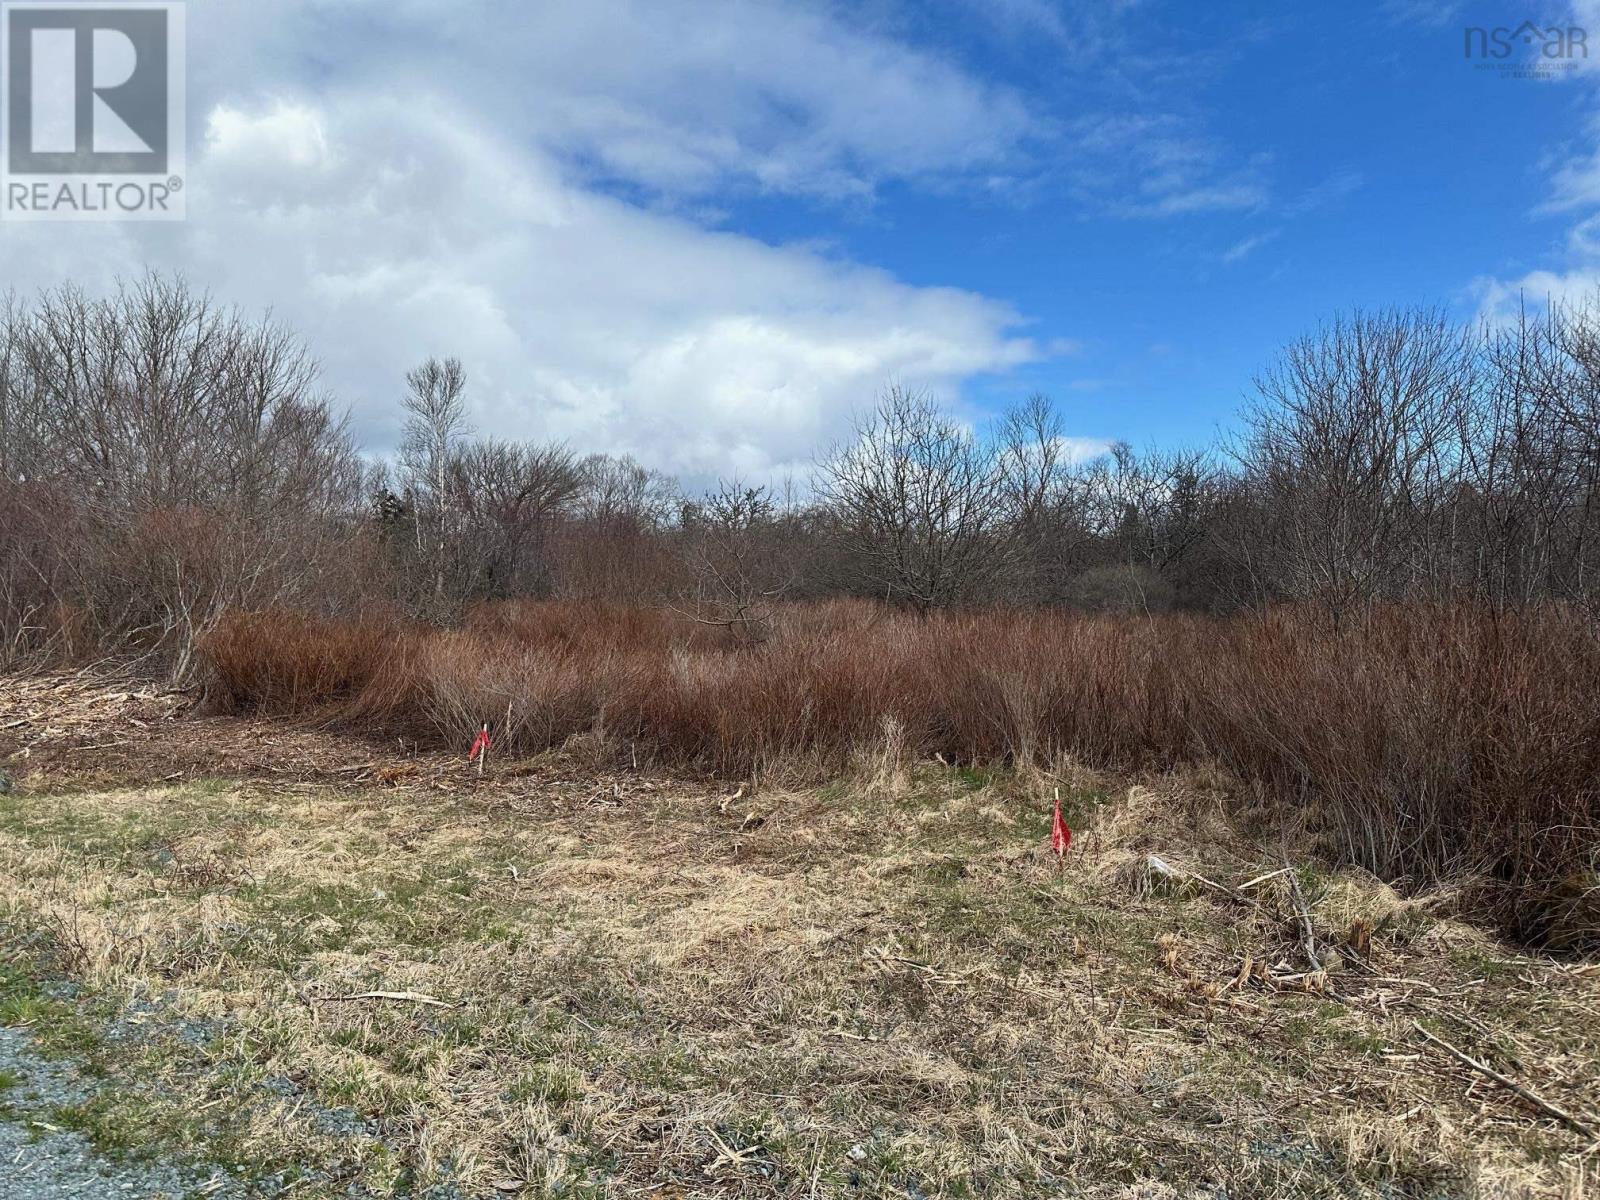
[0, 679, 1597, 1198]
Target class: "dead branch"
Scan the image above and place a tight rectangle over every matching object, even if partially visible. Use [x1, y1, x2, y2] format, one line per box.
[1412, 1021, 1599, 1140]
[313, 990, 455, 1009]
[1286, 865, 1320, 971]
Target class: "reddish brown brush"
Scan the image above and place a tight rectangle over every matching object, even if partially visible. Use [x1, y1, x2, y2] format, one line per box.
[198, 599, 1600, 945]
[202, 609, 412, 714]
[1191, 605, 1600, 943]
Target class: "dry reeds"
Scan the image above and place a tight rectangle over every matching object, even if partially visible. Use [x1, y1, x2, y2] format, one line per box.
[200, 599, 1600, 945]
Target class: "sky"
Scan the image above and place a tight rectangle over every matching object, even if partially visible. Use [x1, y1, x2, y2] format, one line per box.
[3, 0, 1600, 486]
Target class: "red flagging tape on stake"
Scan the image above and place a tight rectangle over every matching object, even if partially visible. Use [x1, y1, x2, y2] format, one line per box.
[1051, 788, 1072, 864]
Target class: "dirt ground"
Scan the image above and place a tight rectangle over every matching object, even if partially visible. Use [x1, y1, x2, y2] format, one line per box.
[0, 672, 1597, 1199]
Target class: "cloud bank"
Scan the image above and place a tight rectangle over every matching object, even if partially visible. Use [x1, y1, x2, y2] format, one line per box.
[0, 0, 1268, 480]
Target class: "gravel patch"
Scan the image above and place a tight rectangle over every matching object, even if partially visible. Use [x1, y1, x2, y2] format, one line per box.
[0, 1009, 462, 1199]
[0, 1025, 240, 1200]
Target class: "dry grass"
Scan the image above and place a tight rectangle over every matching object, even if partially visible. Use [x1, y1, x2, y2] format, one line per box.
[0, 730, 1597, 1197]
[200, 600, 1600, 946]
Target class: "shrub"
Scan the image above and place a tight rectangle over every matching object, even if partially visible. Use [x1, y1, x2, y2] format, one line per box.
[202, 610, 410, 714]
[197, 599, 1600, 947]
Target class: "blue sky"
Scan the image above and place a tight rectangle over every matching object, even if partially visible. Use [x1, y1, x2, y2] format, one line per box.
[2, 0, 1597, 482]
[707, 1, 1600, 451]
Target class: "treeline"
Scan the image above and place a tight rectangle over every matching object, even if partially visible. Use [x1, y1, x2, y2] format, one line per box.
[4, 274, 1600, 675]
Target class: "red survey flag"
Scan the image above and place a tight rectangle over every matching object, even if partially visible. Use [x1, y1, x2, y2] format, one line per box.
[1051, 790, 1072, 860]
[469, 725, 491, 761]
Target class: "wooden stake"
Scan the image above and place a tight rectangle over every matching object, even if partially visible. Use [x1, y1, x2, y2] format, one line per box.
[1053, 787, 1067, 873]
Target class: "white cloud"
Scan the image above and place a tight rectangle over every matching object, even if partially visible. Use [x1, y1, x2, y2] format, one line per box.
[1285, 169, 1363, 216]
[0, 91, 1041, 483]
[1381, 0, 1463, 28]
[1545, 125, 1600, 212]
[1, 0, 1272, 486]
[1220, 229, 1279, 264]
[0, 0, 1064, 484]
[1065, 115, 1270, 219]
[1474, 268, 1600, 322]
[523, 0, 1037, 199]
[192, 0, 1039, 203]
[1469, 4, 1600, 318]
[207, 103, 332, 174]
[1056, 435, 1117, 464]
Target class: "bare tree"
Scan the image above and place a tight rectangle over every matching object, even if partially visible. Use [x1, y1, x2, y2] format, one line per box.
[996, 393, 1092, 603]
[449, 439, 583, 599]
[0, 273, 363, 677]
[677, 481, 794, 640]
[399, 357, 471, 614]
[815, 386, 1014, 611]
[0, 293, 42, 484]
[572, 453, 679, 529]
[552, 453, 684, 602]
[1062, 442, 1224, 614]
[1463, 299, 1600, 615]
[1232, 308, 1475, 625]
